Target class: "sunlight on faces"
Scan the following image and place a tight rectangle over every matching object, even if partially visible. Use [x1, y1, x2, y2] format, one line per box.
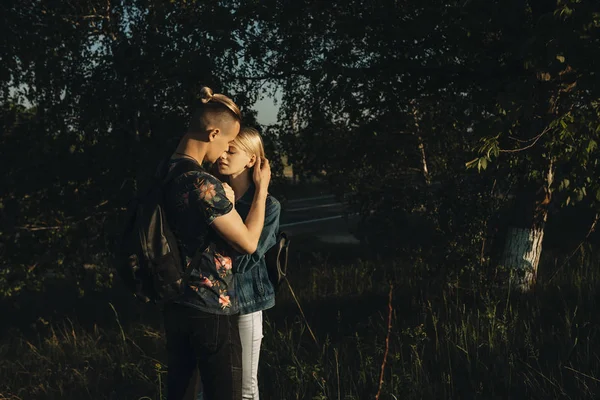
[218, 144, 255, 178]
[217, 127, 265, 178]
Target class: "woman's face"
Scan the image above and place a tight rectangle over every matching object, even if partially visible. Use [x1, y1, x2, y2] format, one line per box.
[217, 144, 253, 177]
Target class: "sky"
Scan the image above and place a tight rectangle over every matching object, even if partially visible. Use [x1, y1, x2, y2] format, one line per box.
[253, 91, 281, 126]
[10, 71, 282, 126]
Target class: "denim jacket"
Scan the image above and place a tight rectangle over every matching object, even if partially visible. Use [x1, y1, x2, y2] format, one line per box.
[233, 184, 281, 314]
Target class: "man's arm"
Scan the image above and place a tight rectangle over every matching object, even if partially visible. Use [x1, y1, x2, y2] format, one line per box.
[211, 187, 268, 254]
[206, 157, 271, 254]
[235, 196, 281, 273]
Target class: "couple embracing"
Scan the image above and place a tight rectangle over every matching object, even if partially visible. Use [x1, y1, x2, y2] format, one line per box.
[161, 86, 280, 400]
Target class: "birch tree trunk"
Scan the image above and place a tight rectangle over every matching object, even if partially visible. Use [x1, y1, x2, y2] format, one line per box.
[501, 162, 553, 292]
[501, 226, 545, 291]
[411, 99, 431, 185]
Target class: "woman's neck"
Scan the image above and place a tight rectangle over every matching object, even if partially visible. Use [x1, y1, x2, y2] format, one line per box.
[228, 169, 252, 201]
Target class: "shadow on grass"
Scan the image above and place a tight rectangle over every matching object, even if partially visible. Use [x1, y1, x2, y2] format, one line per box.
[4, 241, 600, 399]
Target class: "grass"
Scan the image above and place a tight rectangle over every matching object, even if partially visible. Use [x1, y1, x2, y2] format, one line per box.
[2, 248, 600, 399]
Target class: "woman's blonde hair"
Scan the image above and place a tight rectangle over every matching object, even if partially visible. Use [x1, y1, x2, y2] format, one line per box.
[231, 127, 266, 163]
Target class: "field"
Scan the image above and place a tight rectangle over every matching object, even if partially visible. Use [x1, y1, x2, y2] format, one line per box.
[2, 241, 600, 400]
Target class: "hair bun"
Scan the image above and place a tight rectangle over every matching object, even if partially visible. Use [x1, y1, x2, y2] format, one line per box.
[199, 86, 214, 104]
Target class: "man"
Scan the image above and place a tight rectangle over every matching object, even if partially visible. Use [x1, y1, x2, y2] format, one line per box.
[162, 86, 271, 400]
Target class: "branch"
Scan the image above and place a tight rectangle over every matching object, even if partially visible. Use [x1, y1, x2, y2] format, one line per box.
[230, 72, 306, 81]
[508, 127, 549, 144]
[17, 225, 64, 232]
[375, 283, 394, 400]
[14, 202, 122, 233]
[81, 14, 109, 19]
[500, 126, 551, 153]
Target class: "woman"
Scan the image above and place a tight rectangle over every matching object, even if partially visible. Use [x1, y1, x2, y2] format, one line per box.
[217, 126, 281, 399]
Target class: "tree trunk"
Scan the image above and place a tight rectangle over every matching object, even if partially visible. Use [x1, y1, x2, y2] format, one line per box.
[501, 162, 553, 292]
[410, 99, 431, 185]
[501, 226, 545, 291]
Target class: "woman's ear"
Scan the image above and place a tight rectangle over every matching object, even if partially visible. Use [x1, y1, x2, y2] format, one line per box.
[246, 154, 257, 169]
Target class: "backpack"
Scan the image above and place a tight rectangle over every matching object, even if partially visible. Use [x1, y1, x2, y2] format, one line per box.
[116, 158, 204, 304]
[265, 231, 290, 292]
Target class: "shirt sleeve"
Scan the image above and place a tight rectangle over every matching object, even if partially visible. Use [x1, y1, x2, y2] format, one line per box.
[190, 172, 233, 224]
[234, 195, 282, 274]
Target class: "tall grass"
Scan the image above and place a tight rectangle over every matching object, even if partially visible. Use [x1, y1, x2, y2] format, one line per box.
[2, 250, 600, 399]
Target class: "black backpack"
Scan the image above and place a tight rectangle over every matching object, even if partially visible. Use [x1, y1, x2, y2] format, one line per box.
[265, 231, 290, 292]
[116, 158, 204, 304]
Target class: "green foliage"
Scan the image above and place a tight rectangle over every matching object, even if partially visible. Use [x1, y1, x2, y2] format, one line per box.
[2, 2, 600, 397]
[2, 0, 600, 297]
[0, 1, 281, 297]
[236, 0, 600, 279]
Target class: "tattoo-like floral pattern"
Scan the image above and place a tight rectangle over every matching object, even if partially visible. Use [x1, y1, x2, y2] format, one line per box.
[166, 158, 236, 314]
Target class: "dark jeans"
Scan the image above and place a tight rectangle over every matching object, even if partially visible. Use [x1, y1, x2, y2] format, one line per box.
[163, 303, 242, 400]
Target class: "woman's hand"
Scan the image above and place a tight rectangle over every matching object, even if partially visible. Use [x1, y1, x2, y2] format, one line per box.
[252, 157, 271, 192]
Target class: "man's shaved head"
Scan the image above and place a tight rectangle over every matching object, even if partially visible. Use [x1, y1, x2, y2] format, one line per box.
[188, 87, 242, 133]
[189, 107, 239, 133]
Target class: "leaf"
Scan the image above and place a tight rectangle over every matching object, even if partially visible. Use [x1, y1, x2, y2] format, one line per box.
[486, 142, 500, 159]
[478, 157, 488, 172]
[492, 145, 500, 158]
[587, 140, 597, 153]
[556, 55, 565, 63]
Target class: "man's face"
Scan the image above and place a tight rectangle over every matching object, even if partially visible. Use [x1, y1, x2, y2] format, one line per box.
[207, 120, 240, 163]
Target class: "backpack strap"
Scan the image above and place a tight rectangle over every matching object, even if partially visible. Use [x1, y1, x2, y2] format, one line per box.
[183, 242, 215, 282]
[279, 232, 290, 276]
[158, 157, 213, 288]
[159, 157, 203, 185]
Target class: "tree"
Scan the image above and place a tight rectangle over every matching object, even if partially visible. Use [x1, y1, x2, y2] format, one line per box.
[0, 0, 272, 296]
[467, 0, 600, 290]
[244, 0, 600, 289]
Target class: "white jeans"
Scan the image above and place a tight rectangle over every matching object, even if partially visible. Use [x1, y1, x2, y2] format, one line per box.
[238, 311, 263, 400]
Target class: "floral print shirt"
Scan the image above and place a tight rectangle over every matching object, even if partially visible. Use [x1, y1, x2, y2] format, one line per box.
[163, 158, 237, 315]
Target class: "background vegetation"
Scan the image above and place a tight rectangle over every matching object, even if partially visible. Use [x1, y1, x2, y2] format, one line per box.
[1, 0, 600, 398]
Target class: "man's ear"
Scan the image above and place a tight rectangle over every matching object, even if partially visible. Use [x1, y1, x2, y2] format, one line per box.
[207, 128, 219, 142]
[246, 154, 257, 169]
